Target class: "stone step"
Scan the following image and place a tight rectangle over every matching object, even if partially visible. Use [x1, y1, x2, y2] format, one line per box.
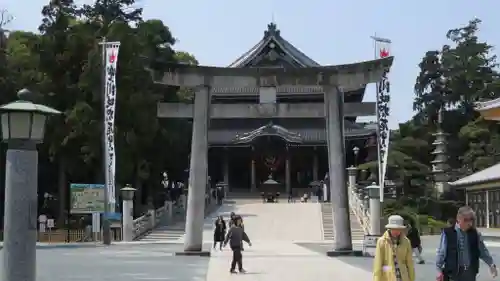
[321, 202, 366, 244]
[137, 203, 221, 241]
[140, 231, 184, 242]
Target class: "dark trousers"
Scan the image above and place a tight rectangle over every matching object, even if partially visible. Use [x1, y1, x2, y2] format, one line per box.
[230, 246, 243, 271]
[445, 267, 477, 281]
[213, 241, 223, 249]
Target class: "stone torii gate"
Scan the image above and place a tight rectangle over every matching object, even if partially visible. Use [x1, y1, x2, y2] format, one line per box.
[150, 57, 393, 255]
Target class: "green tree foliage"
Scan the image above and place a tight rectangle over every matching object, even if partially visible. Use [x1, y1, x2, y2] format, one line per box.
[387, 19, 500, 219]
[1, 0, 196, 222]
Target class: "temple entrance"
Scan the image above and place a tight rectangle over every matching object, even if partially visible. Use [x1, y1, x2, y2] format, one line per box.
[254, 136, 288, 191]
[233, 123, 303, 193]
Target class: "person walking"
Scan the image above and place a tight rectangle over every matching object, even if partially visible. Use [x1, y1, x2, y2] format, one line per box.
[228, 212, 236, 228]
[436, 206, 497, 281]
[406, 221, 424, 264]
[216, 185, 224, 205]
[373, 215, 415, 281]
[213, 216, 226, 250]
[224, 216, 251, 274]
[288, 189, 294, 203]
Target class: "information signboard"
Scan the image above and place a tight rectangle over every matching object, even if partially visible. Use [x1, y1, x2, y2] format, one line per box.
[70, 183, 105, 213]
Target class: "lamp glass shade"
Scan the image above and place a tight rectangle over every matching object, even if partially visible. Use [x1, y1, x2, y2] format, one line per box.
[8, 112, 32, 139]
[31, 113, 47, 141]
[367, 185, 380, 199]
[121, 187, 136, 201]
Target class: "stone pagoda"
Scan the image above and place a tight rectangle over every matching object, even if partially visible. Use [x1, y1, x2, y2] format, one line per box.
[431, 107, 449, 195]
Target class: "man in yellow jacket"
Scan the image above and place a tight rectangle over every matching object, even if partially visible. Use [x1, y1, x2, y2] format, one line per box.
[373, 215, 415, 281]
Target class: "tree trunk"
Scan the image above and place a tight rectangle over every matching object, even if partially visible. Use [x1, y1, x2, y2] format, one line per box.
[133, 163, 143, 217]
[57, 157, 67, 227]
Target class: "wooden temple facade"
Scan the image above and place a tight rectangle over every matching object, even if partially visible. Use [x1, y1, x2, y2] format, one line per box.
[202, 23, 377, 192]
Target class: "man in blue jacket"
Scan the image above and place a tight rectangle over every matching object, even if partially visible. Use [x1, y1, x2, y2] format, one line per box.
[436, 206, 497, 281]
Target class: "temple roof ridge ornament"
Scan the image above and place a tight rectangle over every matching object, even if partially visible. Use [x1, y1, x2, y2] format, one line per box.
[228, 22, 320, 68]
[264, 22, 280, 37]
[233, 122, 303, 144]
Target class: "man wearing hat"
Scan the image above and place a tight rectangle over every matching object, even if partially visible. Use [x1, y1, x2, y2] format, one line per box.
[373, 215, 415, 281]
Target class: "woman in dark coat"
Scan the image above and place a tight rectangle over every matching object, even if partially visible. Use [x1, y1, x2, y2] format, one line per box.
[406, 220, 425, 264]
[213, 216, 226, 250]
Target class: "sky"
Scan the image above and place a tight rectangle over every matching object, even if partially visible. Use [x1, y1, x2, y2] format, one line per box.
[3, 0, 500, 128]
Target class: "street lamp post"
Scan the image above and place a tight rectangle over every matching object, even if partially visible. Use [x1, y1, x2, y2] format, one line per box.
[121, 185, 136, 242]
[0, 89, 61, 281]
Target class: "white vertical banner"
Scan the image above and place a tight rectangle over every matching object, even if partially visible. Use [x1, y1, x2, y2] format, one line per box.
[104, 42, 120, 206]
[372, 35, 391, 201]
[381, 129, 390, 188]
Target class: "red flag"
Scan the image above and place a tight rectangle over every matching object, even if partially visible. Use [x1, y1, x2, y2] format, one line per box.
[371, 36, 392, 59]
[109, 51, 116, 63]
[380, 48, 390, 58]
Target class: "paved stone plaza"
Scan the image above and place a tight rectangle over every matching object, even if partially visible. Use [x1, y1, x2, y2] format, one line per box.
[4, 201, 500, 280]
[0, 243, 210, 281]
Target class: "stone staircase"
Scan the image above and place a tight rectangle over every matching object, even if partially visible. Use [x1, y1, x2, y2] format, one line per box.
[350, 210, 365, 242]
[320, 203, 366, 248]
[138, 200, 221, 241]
[140, 222, 186, 242]
[321, 203, 334, 240]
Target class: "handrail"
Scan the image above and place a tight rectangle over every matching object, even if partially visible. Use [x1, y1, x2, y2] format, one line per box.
[348, 185, 370, 234]
[131, 198, 218, 240]
[132, 204, 170, 240]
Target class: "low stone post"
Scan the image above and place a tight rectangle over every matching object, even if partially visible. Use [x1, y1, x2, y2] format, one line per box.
[121, 185, 136, 242]
[367, 183, 381, 235]
[347, 167, 357, 198]
[355, 184, 364, 199]
[149, 210, 156, 229]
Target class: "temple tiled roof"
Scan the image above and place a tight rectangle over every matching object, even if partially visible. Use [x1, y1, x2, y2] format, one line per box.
[449, 163, 500, 187]
[228, 23, 320, 68]
[234, 123, 303, 144]
[208, 119, 375, 145]
[476, 97, 500, 111]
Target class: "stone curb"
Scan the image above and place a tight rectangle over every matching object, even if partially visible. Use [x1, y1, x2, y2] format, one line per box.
[483, 236, 500, 242]
[0, 240, 193, 250]
[0, 243, 106, 250]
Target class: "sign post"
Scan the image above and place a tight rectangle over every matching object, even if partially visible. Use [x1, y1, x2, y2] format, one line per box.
[46, 219, 55, 243]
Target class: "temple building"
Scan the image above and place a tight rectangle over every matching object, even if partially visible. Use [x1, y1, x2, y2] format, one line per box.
[447, 98, 500, 228]
[203, 23, 377, 192]
[152, 22, 392, 253]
